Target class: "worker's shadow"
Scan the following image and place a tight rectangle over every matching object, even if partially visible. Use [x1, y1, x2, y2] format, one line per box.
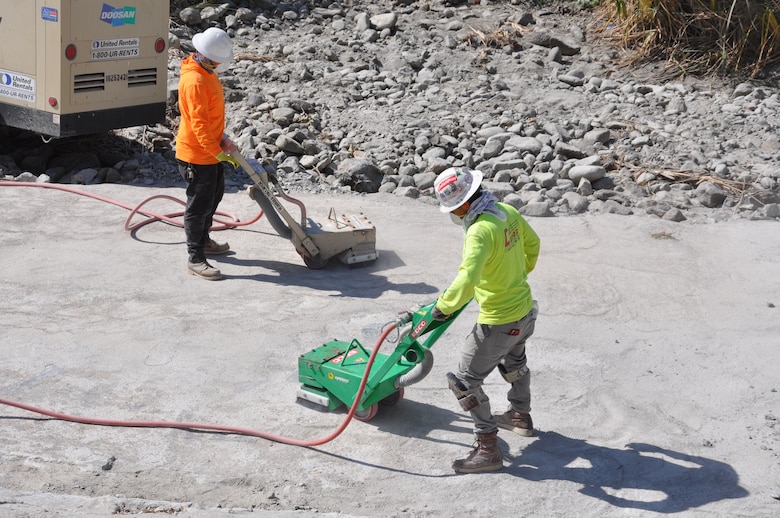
[503, 430, 748, 513]
[218, 251, 438, 298]
[304, 396, 479, 477]
[319, 400, 750, 511]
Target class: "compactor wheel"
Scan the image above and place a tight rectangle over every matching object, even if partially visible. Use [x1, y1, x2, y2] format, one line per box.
[301, 253, 328, 269]
[379, 388, 404, 406]
[354, 403, 379, 422]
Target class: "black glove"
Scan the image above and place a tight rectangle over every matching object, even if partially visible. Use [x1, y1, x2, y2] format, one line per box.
[431, 305, 449, 321]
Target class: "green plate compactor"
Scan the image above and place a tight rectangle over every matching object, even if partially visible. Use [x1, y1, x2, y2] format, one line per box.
[296, 300, 470, 421]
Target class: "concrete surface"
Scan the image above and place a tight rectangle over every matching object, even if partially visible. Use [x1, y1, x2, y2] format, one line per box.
[1, 182, 779, 517]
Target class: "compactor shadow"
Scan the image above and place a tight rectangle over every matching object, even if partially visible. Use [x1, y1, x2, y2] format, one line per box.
[218, 255, 438, 298]
[505, 430, 748, 513]
[325, 397, 474, 448]
[298, 397, 476, 477]
[0, 415, 51, 423]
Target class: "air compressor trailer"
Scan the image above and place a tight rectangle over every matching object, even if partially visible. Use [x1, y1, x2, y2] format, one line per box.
[0, 1, 168, 138]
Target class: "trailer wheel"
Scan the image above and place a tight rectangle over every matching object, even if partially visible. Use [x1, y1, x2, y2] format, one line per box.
[354, 403, 378, 422]
[379, 388, 404, 406]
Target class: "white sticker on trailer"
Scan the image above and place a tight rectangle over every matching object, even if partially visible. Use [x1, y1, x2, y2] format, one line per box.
[91, 38, 140, 61]
[0, 70, 36, 102]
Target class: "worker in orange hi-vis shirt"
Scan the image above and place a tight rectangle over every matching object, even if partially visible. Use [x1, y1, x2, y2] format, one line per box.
[175, 27, 237, 281]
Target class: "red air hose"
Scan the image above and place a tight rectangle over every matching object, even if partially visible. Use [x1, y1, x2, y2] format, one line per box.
[0, 180, 393, 445]
[0, 324, 396, 446]
[0, 181, 264, 231]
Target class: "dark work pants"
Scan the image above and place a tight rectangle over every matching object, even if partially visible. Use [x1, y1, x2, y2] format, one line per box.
[178, 160, 225, 263]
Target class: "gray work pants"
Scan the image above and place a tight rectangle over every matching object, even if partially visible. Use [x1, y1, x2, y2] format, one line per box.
[454, 303, 537, 434]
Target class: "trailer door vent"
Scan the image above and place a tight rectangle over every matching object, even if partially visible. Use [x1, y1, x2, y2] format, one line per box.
[74, 73, 106, 93]
[128, 68, 158, 87]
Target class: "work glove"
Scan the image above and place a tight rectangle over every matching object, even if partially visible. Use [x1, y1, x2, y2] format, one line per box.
[431, 304, 449, 321]
[220, 134, 238, 154]
[216, 151, 239, 170]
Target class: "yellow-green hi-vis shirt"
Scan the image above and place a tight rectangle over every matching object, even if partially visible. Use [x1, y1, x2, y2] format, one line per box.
[437, 203, 540, 325]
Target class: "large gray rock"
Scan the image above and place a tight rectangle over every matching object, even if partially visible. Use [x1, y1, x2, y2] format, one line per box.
[371, 13, 398, 31]
[527, 31, 581, 55]
[520, 200, 554, 217]
[568, 165, 606, 184]
[483, 181, 515, 200]
[504, 136, 544, 156]
[561, 191, 589, 214]
[178, 7, 201, 25]
[695, 181, 727, 208]
[335, 158, 384, 193]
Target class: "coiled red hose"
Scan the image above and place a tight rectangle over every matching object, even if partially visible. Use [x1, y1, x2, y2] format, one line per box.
[0, 180, 393, 446]
[0, 181, 264, 231]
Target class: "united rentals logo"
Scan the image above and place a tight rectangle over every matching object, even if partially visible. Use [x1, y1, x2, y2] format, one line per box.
[99, 3, 136, 27]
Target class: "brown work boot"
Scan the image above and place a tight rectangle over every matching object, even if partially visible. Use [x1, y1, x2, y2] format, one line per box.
[204, 238, 230, 255]
[452, 431, 503, 474]
[494, 409, 534, 437]
[187, 260, 222, 281]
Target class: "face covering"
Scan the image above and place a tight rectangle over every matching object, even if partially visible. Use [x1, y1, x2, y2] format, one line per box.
[461, 191, 506, 231]
[194, 53, 218, 73]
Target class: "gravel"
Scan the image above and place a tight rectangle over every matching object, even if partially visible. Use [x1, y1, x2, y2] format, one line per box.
[2, 0, 779, 223]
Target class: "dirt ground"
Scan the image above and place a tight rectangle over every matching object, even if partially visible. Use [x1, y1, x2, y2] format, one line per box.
[1, 182, 779, 517]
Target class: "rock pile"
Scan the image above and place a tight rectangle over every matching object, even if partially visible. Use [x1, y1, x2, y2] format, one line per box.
[2, 0, 779, 222]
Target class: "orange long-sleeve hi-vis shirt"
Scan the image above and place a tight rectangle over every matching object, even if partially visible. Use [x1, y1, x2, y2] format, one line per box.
[175, 55, 225, 165]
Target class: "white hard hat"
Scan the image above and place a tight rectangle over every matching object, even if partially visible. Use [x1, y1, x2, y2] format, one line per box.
[192, 27, 233, 63]
[434, 167, 483, 213]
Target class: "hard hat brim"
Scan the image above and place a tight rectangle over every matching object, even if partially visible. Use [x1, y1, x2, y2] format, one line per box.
[439, 169, 484, 213]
